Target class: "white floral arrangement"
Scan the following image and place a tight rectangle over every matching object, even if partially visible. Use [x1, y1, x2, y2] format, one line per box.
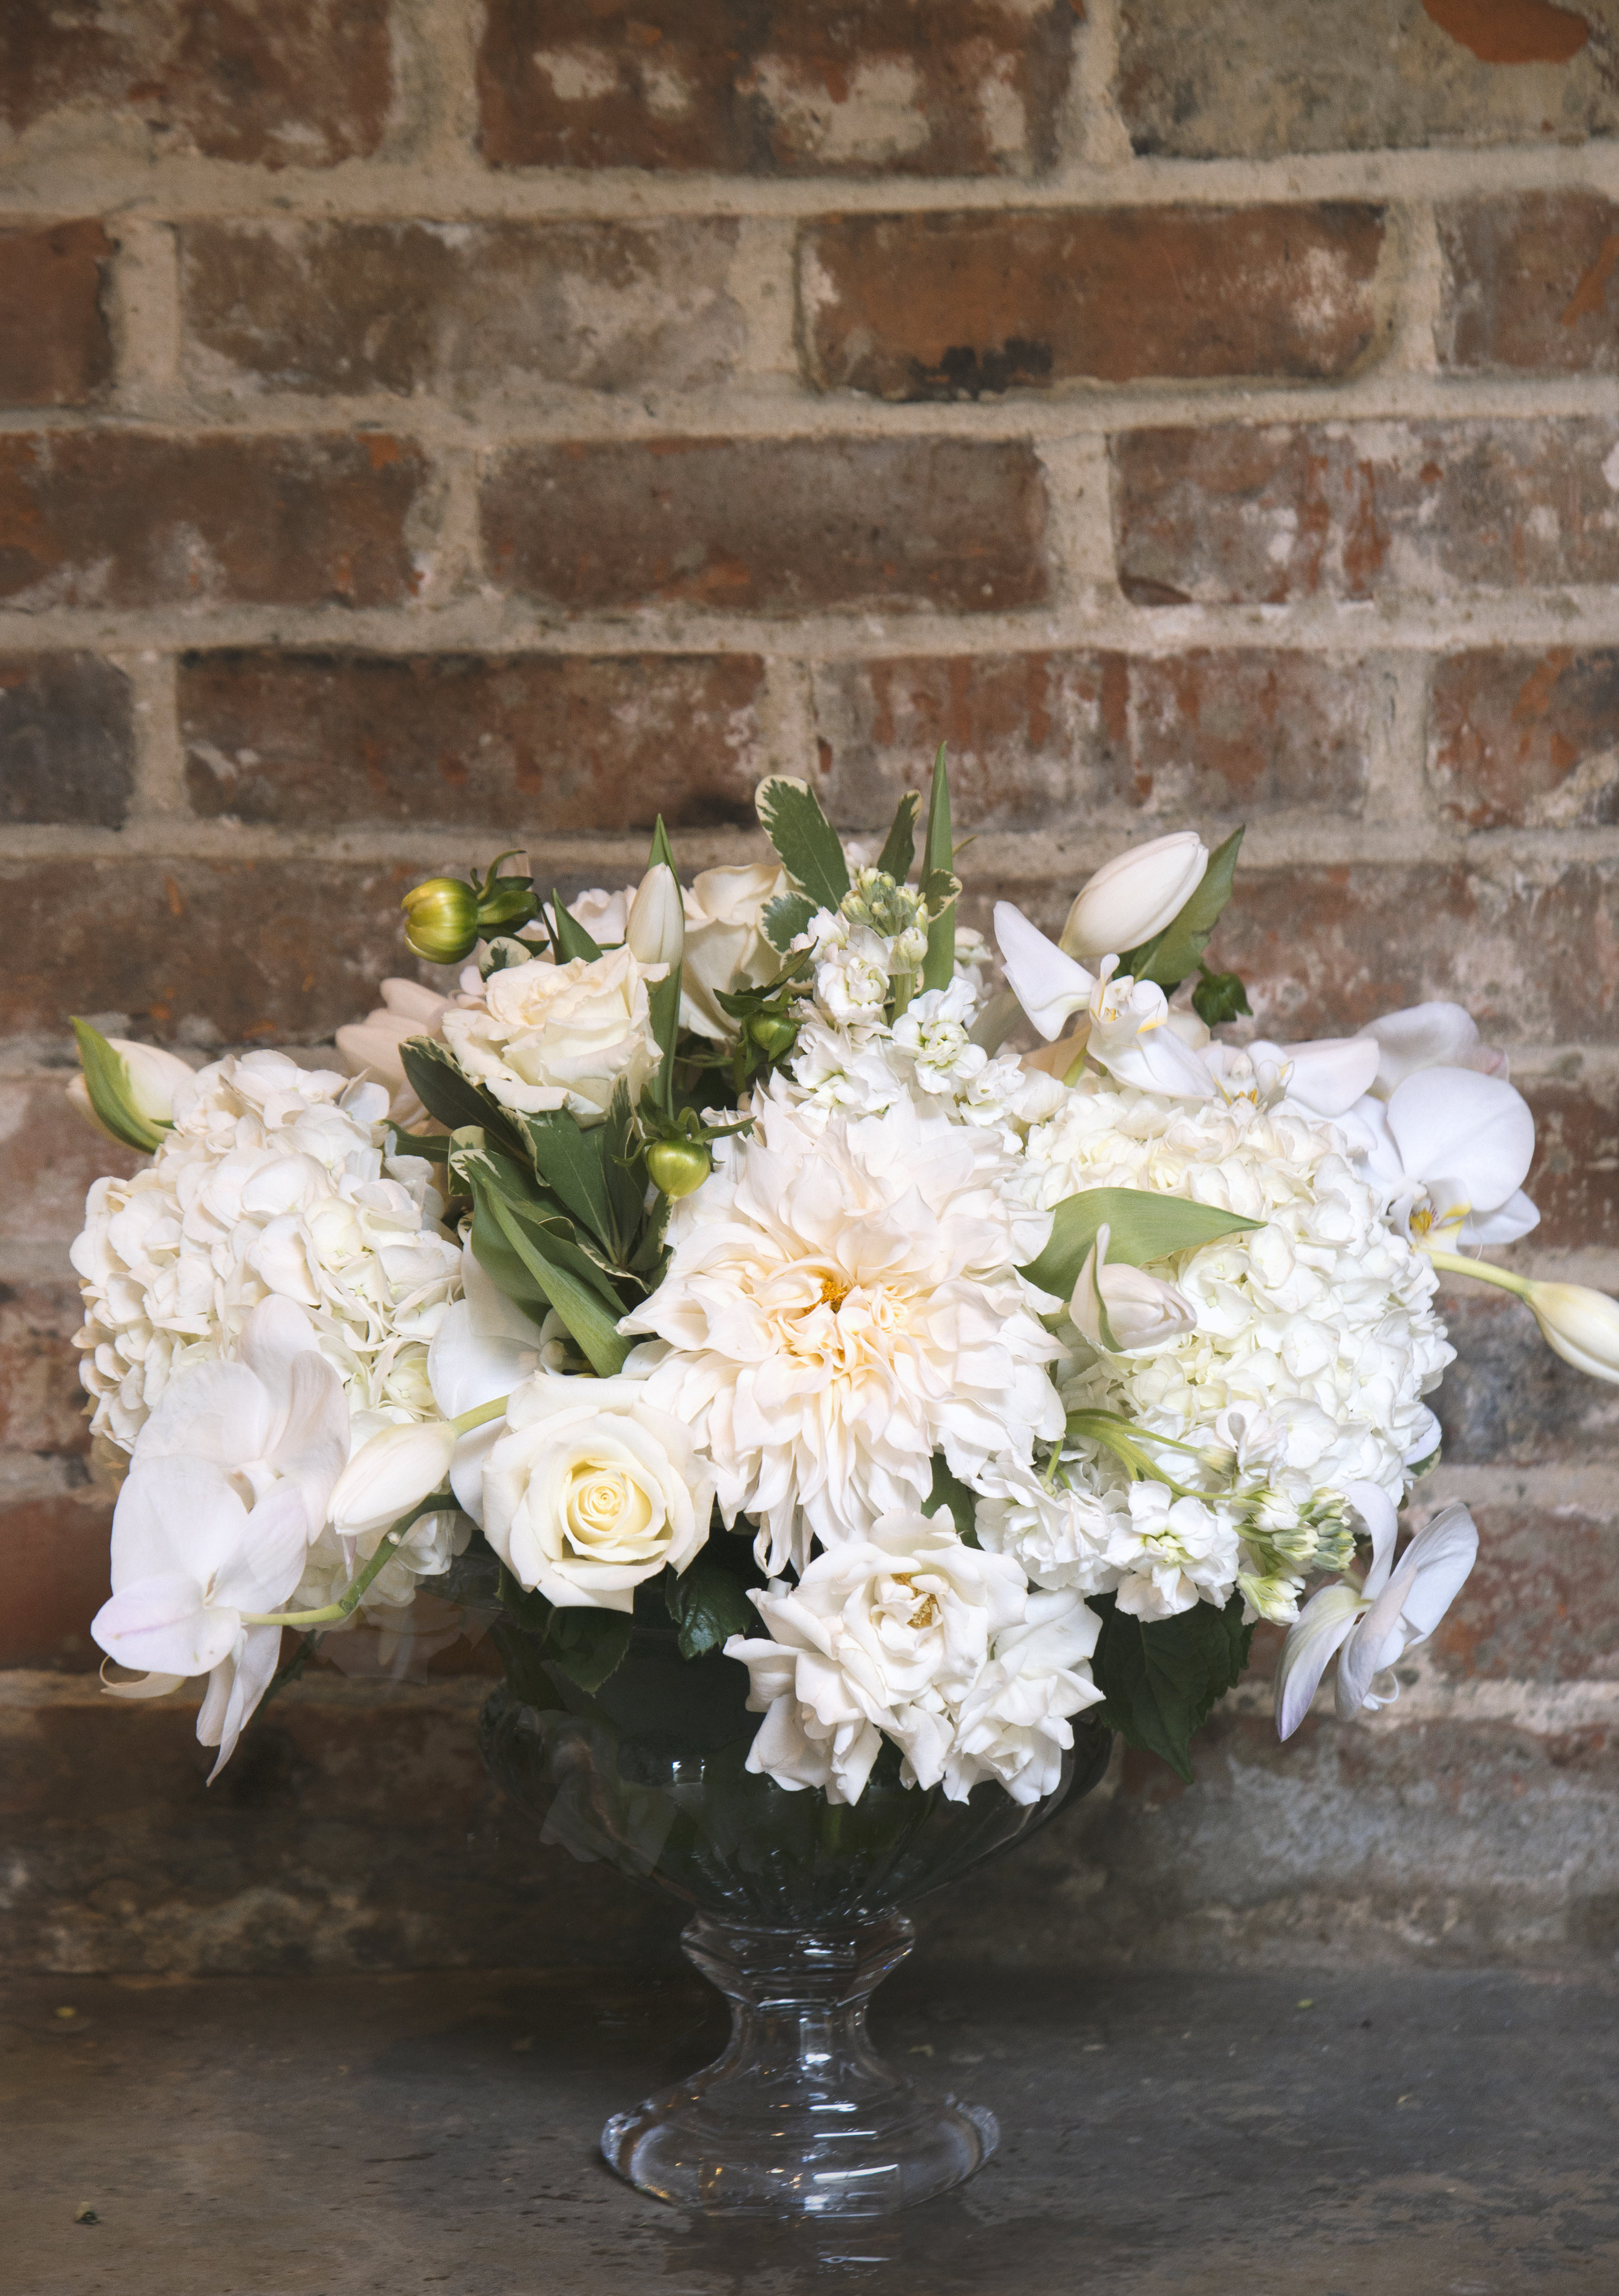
[70, 760, 1619, 1791]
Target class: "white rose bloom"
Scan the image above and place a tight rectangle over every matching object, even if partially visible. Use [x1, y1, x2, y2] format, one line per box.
[481, 1372, 715, 1612]
[1021, 1076, 1451, 1513]
[440, 947, 666, 1124]
[72, 1051, 461, 1454]
[975, 1454, 1134, 1598]
[681, 863, 787, 1041]
[624, 1087, 1062, 1573]
[725, 1508, 1099, 1807]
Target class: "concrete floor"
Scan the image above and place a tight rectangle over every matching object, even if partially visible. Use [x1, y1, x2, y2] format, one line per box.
[4, 1959, 1616, 2295]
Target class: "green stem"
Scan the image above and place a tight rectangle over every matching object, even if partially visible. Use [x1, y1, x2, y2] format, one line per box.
[451, 1394, 509, 1434]
[1422, 1245, 1532, 1301]
[239, 1494, 452, 1628]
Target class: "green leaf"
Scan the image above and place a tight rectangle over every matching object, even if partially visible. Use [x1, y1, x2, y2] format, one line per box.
[546, 1603, 635, 1692]
[603, 1078, 648, 1251]
[876, 791, 920, 883]
[763, 890, 817, 955]
[647, 963, 682, 1114]
[460, 1155, 631, 1375]
[664, 1558, 758, 1661]
[1089, 1592, 1254, 1782]
[397, 1040, 528, 1161]
[1120, 827, 1245, 991]
[927, 1455, 980, 1547]
[70, 1017, 168, 1153]
[920, 747, 956, 994]
[754, 777, 850, 916]
[550, 890, 604, 964]
[1020, 1187, 1264, 1301]
[1192, 966, 1252, 1028]
[647, 815, 679, 876]
[524, 1111, 618, 1254]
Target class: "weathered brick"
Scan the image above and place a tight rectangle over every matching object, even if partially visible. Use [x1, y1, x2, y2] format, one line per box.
[2, 861, 446, 1045]
[0, 433, 427, 610]
[1438, 194, 1619, 375]
[0, 1279, 95, 1457]
[477, 0, 1074, 177]
[1517, 1075, 1619, 1253]
[1006, 861, 1619, 1043]
[1431, 1506, 1619, 1683]
[1117, 0, 1617, 159]
[0, 1075, 143, 1247]
[0, 654, 133, 826]
[803, 206, 1387, 399]
[809, 650, 1370, 830]
[179, 652, 767, 830]
[1436, 1284, 1619, 1465]
[1431, 650, 1619, 831]
[1113, 421, 1619, 606]
[0, 1493, 112, 1669]
[483, 438, 1050, 615]
[0, 222, 112, 407]
[0, 0, 392, 167]
[181, 220, 746, 399]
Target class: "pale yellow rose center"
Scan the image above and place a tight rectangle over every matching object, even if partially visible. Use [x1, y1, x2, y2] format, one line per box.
[560, 1459, 664, 1562]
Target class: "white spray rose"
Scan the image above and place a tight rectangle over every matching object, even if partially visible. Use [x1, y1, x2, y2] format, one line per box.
[680, 863, 787, 1041]
[440, 947, 666, 1124]
[481, 1373, 715, 1611]
[1059, 832, 1208, 963]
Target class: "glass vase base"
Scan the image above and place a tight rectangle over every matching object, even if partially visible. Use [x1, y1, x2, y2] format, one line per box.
[600, 1911, 997, 2218]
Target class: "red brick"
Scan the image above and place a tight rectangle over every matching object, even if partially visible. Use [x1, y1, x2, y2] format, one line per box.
[0, 222, 112, 407]
[0, 433, 427, 609]
[804, 205, 1387, 399]
[0, 1493, 112, 1670]
[477, 0, 1074, 176]
[0, 1, 392, 168]
[1117, 0, 1618, 160]
[0, 1074, 143, 1247]
[179, 652, 768, 831]
[1438, 194, 1619, 375]
[0, 654, 133, 826]
[1113, 420, 1619, 606]
[1431, 649, 1619, 830]
[1004, 861, 1619, 1043]
[1435, 1284, 1619, 1465]
[1430, 1506, 1619, 1684]
[809, 650, 1370, 830]
[482, 438, 1049, 615]
[1518, 1075, 1619, 1253]
[0, 1279, 95, 1457]
[181, 220, 745, 398]
[3, 861, 452, 1045]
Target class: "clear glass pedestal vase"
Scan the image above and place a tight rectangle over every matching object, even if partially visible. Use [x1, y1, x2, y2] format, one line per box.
[480, 1622, 1112, 2218]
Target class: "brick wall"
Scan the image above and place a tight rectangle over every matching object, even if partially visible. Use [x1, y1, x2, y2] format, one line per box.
[3, 0, 1618, 1977]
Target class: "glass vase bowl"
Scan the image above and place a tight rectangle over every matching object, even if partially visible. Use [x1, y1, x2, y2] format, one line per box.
[479, 1622, 1112, 2218]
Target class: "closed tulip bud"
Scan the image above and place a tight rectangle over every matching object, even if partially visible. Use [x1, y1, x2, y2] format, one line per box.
[68, 1019, 194, 1152]
[1525, 1282, 1619, 1384]
[329, 1419, 459, 1541]
[1070, 1223, 1197, 1354]
[402, 877, 480, 965]
[1060, 832, 1209, 963]
[625, 863, 685, 968]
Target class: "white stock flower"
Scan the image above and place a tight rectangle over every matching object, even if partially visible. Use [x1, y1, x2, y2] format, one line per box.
[1346, 1067, 1539, 1247]
[975, 1454, 1133, 1597]
[681, 863, 787, 1041]
[440, 948, 665, 1124]
[1106, 1481, 1243, 1619]
[890, 980, 990, 1097]
[71, 1051, 461, 1453]
[809, 915, 892, 1030]
[624, 1088, 1062, 1573]
[335, 978, 458, 1128]
[481, 1373, 714, 1612]
[1060, 832, 1208, 964]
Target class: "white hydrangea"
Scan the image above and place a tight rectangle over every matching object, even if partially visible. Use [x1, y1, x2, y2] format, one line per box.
[72, 1050, 461, 1453]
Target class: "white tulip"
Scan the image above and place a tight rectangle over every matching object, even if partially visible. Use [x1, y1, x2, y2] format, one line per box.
[1274, 1484, 1478, 1738]
[1523, 1282, 1619, 1384]
[329, 1418, 459, 1541]
[1347, 1065, 1538, 1246]
[994, 904, 1214, 1100]
[1059, 832, 1208, 964]
[1070, 1222, 1196, 1354]
[67, 1037, 195, 1143]
[625, 863, 685, 969]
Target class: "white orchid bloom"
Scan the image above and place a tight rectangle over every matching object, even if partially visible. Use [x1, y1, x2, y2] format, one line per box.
[1346, 1066, 1538, 1246]
[1059, 832, 1208, 964]
[1357, 1001, 1508, 1100]
[993, 904, 1214, 1099]
[625, 863, 685, 969]
[1070, 1222, 1196, 1354]
[429, 1242, 552, 1523]
[1274, 1485, 1478, 1740]
[1206, 1034, 1380, 1119]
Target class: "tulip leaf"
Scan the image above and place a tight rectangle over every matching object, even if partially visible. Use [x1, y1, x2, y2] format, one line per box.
[921, 747, 957, 995]
[664, 1558, 758, 1661]
[876, 790, 920, 883]
[549, 890, 604, 964]
[460, 1153, 632, 1376]
[755, 776, 850, 916]
[396, 1040, 528, 1162]
[1020, 1187, 1264, 1300]
[1088, 1591, 1254, 1783]
[70, 1017, 169, 1153]
[647, 815, 679, 876]
[1118, 826, 1244, 991]
[647, 963, 682, 1114]
[523, 1111, 618, 1255]
[927, 1455, 980, 1547]
[604, 1079, 649, 1249]
[763, 890, 819, 955]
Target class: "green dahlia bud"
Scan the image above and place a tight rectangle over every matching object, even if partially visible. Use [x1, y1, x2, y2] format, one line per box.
[402, 876, 480, 964]
[747, 1013, 797, 1059]
[646, 1139, 712, 1199]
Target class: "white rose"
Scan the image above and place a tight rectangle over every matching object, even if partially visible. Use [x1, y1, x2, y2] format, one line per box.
[481, 1374, 715, 1611]
[440, 948, 665, 1124]
[681, 863, 787, 1041]
[949, 1587, 1104, 1806]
